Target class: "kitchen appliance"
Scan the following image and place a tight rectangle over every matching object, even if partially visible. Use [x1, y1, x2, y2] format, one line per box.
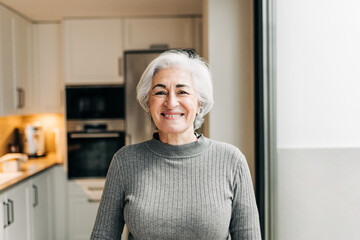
[66, 85, 125, 120]
[124, 50, 165, 144]
[66, 120, 125, 179]
[23, 123, 46, 157]
[65, 85, 126, 179]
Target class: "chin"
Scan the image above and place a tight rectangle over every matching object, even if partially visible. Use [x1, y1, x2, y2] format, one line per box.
[158, 126, 192, 135]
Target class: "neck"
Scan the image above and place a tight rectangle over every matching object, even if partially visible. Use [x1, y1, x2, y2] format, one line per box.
[158, 130, 198, 145]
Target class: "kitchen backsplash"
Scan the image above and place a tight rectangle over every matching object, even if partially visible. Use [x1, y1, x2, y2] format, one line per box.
[0, 114, 64, 157]
[0, 116, 23, 156]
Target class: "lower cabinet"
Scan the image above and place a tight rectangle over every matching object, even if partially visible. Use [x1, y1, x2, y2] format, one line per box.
[30, 171, 52, 240]
[2, 181, 31, 240]
[0, 167, 59, 240]
[68, 179, 105, 240]
[68, 197, 100, 240]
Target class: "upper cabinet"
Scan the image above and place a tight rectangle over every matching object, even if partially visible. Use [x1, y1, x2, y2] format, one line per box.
[0, 6, 16, 116]
[63, 17, 202, 86]
[63, 19, 124, 85]
[124, 17, 195, 51]
[13, 15, 34, 115]
[33, 23, 62, 114]
[0, 6, 34, 116]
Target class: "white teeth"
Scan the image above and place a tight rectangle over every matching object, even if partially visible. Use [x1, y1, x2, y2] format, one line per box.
[164, 114, 180, 118]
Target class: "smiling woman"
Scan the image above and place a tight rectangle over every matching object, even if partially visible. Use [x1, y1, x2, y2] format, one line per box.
[91, 50, 261, 240]
[149, 68, 200, 144]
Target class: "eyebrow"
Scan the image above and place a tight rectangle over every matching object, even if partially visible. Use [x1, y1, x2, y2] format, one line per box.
[152, 84, 190, 90]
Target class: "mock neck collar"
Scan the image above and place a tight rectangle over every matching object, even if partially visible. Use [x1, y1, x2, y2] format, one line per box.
[146, 132, 210, 158]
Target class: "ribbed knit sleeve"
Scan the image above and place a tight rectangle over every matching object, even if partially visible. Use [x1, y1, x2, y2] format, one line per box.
[91, 153, 125, 240]
[229, 151, 262, 239]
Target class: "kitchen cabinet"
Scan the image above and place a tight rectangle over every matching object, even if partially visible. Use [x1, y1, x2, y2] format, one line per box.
[63, 19, 124, 85]
[33, 23, 62, 113]
[0, 6, 17, 116]
[124, 17, 196, 51]
[13, 14, 34, 115]
[1, 181, 31, 240]
[67, 179, 104, 240]
[29, 170, 52, 240]
[0, 166, 61, 240]
[0, 194, 3, 238]
[62, 17, 203, 86]
[0, 5, 34, 116]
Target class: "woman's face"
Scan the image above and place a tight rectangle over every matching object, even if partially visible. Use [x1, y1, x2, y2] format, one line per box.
[148, 68, 200, 140]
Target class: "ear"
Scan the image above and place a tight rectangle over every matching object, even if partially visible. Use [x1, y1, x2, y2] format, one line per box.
[196, 102, 201, 115]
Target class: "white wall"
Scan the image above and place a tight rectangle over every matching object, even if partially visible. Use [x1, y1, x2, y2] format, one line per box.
[276, 0, 360, 148]
[206, 0, 255, 180]
[275, 0, 360, 239]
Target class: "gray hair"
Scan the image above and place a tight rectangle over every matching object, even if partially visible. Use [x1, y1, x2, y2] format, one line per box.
[136, 49, 214, 130]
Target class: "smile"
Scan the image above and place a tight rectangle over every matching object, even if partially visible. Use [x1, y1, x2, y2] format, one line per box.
[161, 113, 184, 118]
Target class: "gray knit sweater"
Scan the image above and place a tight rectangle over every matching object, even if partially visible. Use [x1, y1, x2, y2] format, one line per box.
[91, 134, 261, 240]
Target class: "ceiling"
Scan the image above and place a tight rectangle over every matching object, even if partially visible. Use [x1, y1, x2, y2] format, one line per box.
[0, 0, 202, 22]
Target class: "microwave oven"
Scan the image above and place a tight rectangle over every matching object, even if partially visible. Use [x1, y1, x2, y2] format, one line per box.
[65, 85, 125, 120]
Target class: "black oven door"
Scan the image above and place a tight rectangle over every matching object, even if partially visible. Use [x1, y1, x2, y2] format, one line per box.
[67, 131, 125, 179]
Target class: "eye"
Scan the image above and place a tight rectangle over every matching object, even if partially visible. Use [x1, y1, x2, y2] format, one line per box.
[178, 90, 189, 95]
[155, 91, 167, 96]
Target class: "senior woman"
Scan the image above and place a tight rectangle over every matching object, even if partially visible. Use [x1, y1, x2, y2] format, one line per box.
[91, 50, 261, 240]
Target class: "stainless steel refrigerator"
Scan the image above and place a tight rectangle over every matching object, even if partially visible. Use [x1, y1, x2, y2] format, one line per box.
[124, 50, 165, 144]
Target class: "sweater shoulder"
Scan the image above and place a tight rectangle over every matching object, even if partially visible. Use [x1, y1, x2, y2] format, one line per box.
[113, 141, 150, 162]
[206, 138, 247, 167]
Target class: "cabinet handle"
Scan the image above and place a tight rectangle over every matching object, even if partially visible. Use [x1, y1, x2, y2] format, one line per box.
[21, 88, 25, 108]
[16, 88, 25, 109]
[8, 199, 14, 225]
[3, 202, 8, 228]
[33, 184, 39, 207]
[16, 88, 22, 109]
[118, 57, 123, 77]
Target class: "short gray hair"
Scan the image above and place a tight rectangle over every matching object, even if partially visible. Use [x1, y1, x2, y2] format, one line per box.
[136, 49, 214, 130]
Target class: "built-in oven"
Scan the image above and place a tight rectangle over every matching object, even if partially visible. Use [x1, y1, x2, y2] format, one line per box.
[66, 119, 125, 179]
[65, 85, 126, 179]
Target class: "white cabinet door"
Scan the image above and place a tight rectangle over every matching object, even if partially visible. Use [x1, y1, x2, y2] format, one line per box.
[13, 15, 34, 115]
[30, 171, 52, 240]
[3, 182, 31, 240]
[124, 17, 194, 50]
[0, 193, 5, 239]
[0, 6, 34, 116]
[50, 165, 67, 240]
[0, 167, 60, 240]
[68, 179, 104, 240]
[33, 23, 62, 114]
[0, 6, 16, 116]
[63, 19, 124, 85]
[68, 197, 100, 240]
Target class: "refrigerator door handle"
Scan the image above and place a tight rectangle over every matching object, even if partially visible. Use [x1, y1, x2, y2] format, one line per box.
[118, 57, 123, 77]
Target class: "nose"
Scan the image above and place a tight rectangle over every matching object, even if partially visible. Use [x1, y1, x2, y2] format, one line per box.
[164, 92, 179, 109]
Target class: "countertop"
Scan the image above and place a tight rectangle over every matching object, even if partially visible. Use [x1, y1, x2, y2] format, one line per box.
[0, 153, 62, 193]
